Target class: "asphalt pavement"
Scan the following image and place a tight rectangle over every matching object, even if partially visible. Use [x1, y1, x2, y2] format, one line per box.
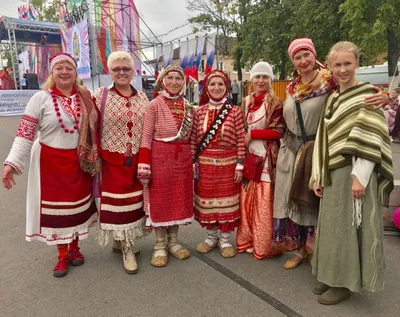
[1, 115, 399, 317]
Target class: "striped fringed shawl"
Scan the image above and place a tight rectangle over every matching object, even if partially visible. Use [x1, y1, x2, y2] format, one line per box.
[310, 83, 394, 207]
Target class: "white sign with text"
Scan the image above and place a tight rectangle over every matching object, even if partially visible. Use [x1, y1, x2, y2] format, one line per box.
[0, 90, 40, 116]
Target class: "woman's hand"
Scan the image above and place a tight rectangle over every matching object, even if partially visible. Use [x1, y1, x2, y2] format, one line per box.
[244, 132, 252, 147]
[140, 178, 150, 188]
[234, 170, 243, 184]
[312, 184, 324, 198]
[365, 87, 390, 109]
[2, 165, 17, 190]
[351, 177, 366, 199]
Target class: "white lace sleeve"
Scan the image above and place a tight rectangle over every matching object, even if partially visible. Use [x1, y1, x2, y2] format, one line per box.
[3, 92, 44, 174]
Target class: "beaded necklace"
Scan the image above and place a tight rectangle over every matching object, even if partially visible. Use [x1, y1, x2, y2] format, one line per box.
[50, 89, 81, 134]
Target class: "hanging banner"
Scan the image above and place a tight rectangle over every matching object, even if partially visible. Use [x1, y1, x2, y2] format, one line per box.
[163, 43, 174, 67]
[18, 51, 30, 78]
[28, 45, 62, 84]
[205, 34, 216, 75]
[180, 40, 189, 70]
[192, 37, 206, 81]
[94, 0, 141, 74]
[61, 19, 91, 79]
[155, 45, 163, 78]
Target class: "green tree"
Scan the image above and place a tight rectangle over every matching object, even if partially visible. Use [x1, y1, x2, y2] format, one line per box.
[241, 0, 294, 79]
[186, 0, 252, 81]
[30, 0, 59, 22]
[340, 0, 400, 77]
[241, 0, 347, 80]
[289, 0, 345, 64]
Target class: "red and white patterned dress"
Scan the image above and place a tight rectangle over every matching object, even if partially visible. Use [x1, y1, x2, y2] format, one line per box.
[4, 89, 97, 245]
[138, 95, 193, 228]
[190, 103, 246, 232]
[94, 86, 149, 246]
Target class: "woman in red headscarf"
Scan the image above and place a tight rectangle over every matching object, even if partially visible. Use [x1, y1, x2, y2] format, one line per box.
[190, 70, 245, 258]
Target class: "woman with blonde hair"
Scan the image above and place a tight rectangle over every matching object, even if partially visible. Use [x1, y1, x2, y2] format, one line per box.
[2, 53, 99, 278]
[236, 62, 286, 259]
[310, 41, 393, 305]
[94, 51, 149, 274]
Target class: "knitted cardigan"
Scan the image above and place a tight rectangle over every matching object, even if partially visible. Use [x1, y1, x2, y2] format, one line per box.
[310, 83, 394, 207]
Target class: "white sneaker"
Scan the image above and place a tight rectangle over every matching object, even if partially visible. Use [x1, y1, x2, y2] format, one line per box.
[246, 248, 254, 254]
[122, 247, 138, 274]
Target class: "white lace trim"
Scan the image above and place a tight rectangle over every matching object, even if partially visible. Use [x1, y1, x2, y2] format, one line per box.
[98, 217, 148, 247]
[26, 214, 97, 245]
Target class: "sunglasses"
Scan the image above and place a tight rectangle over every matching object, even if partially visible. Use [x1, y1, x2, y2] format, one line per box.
[111, 67, 132, 73]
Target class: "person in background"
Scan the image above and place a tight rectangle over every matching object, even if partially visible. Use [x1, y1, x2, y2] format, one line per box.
[231, 79, 240, 105]
[384, 88, 400, 136]
[2, 53, 99, 278]
[310, 41, 393, 305]
[94, 51, 149, 274]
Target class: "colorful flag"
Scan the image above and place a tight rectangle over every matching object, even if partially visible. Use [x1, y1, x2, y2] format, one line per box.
[192, 37, 206, 81]
[180, 40, 189, 70]
[18, 4, 38, 20]
[187, 38, 197, 81]
[163, 43, 174, 67]
[205, 34, 216, 75]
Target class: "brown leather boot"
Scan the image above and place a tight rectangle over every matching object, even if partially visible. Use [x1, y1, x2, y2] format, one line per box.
[318, 287, 351, 305]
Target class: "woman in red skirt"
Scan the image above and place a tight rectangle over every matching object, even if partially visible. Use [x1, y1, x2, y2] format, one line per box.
[138, 65, 193, 267]
[94, 51, 149, 274]
[190, 70, 245, 258]
[2, 53, 99, 277]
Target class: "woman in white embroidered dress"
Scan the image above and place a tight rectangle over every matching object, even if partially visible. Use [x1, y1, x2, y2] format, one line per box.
[138, 65, 193, 267]
[94, 51, 149, 274]
[2, 53, 99, 278]
[236, 62, 286, 260]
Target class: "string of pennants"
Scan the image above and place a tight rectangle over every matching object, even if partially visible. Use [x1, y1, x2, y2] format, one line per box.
[154, 34, 216, 82]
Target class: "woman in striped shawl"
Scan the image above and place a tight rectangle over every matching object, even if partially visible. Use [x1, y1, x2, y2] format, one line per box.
[310, 41, 394, 305]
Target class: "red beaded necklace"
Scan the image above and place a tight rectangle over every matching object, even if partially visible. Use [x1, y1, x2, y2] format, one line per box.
[50, 88, 81, 134]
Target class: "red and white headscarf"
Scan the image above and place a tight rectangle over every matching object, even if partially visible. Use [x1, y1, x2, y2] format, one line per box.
[199, 69, 229, 106]
[154, 64, 186, 99]
[49, 53, 77, 71]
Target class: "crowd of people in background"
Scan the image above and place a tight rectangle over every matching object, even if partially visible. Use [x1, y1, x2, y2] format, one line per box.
[2, 38, 396, 306]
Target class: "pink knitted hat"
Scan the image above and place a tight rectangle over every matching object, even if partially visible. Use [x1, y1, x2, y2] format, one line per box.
[288, 38, 317, 60]
[49, 53, 77, 71]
